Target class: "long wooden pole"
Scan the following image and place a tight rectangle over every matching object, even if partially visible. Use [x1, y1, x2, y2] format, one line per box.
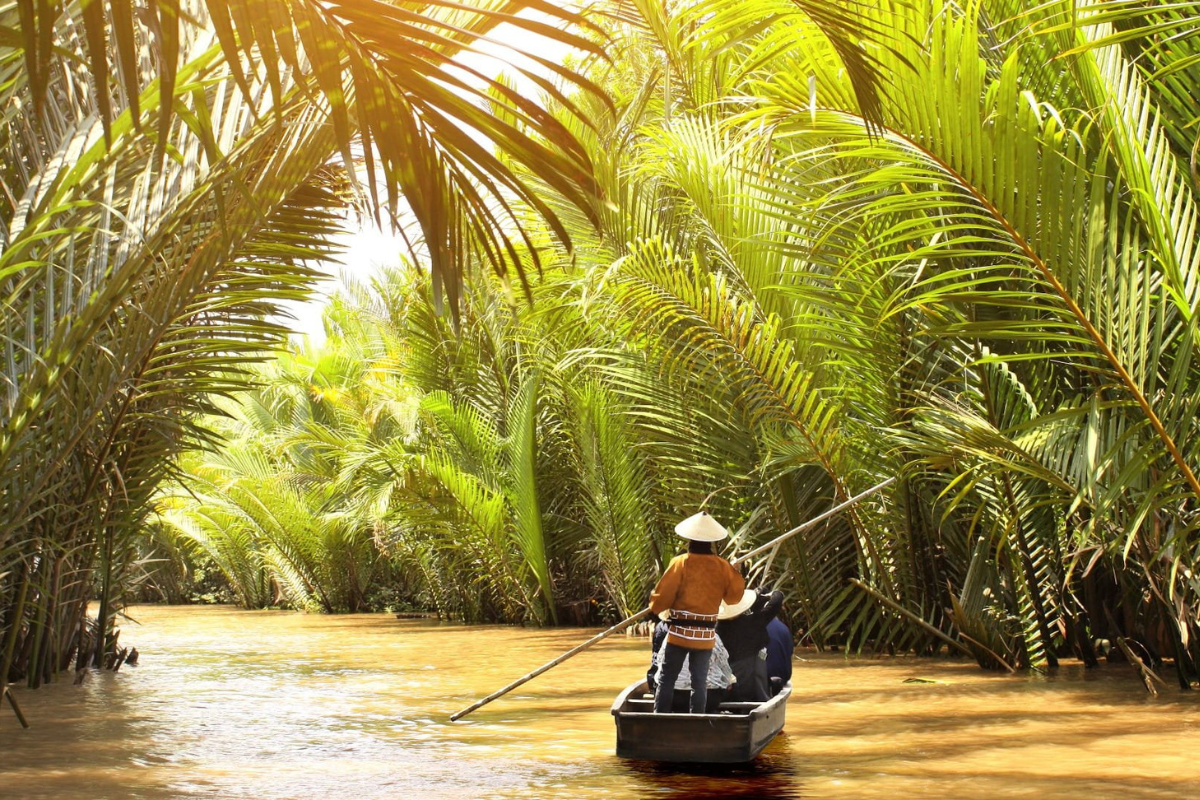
[3, 684, 30, 728]
[1, 564, 31, 728]
[449, 477, 896, 721]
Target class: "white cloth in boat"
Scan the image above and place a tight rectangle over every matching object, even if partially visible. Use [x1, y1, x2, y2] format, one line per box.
[653, 632, 735, 691]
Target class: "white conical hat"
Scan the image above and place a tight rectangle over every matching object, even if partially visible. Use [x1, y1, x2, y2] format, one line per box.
[718, 589, 758, 620]
[674, 511, 729, 542]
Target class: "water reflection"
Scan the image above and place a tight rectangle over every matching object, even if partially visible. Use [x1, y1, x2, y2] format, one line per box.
[3, 606, 1199, 799]
[623, 737, 805, 799]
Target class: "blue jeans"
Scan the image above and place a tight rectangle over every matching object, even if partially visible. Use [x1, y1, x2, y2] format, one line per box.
[654, 642, 713, 713]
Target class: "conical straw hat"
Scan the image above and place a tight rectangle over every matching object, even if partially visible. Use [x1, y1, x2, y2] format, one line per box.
[718, 589, 758, 620]
[674, 511, 729, 542]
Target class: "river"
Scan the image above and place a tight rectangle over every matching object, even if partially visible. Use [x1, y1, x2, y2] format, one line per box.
[2, 606, 1198, 798]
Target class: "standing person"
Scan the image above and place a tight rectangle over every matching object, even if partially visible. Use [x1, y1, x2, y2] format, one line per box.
[648, 511, 745, 714]
[647, 621, 736, 711]
[717, 588, 785, 702]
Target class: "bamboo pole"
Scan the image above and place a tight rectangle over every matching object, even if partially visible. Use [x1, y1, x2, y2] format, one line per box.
[1, 563, 31, 729]
[848, 578, 1016, 673]
[448, 608, 654, 721]
[727, 478, 896, 568]
[3, 684, 30, 728]
[449, 477, 896, 721]
[1, 565, 30, 705]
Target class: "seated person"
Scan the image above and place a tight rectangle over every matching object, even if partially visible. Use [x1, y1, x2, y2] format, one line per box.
[646, 618, 669, 690]
[647, 620, 735, 712]
[766, 611, 794, 695]
[716, 588, 784, 702]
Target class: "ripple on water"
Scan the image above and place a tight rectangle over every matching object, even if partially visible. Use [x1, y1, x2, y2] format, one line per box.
[3, 605, 1200, 799]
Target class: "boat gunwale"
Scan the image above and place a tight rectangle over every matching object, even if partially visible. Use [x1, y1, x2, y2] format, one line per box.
[611, 680, 792, 719]
[611, 679, 793, 763]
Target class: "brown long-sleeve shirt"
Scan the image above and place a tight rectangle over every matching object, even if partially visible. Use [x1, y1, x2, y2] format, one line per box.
[648, 553, 745, 650]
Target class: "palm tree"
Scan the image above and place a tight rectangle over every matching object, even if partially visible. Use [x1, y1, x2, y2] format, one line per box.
[370, 265, 664, 624]
[653, 0, 1200, 676]
[0, 0, 607, 691]
[495, 0, 1200, 681]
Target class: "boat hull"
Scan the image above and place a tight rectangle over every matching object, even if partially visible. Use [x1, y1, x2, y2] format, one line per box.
[611, 680, 791, 763]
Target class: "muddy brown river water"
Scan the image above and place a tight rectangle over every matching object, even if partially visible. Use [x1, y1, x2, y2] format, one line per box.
[2, 605, 1199, 798]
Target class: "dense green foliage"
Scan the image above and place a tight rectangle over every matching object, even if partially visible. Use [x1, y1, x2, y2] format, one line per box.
[156, 270, 676, 623]
[7, 0, 1200, 700]
[569, 0, 1200, 685]
[164, 0, 1200, 691]
[0, 0, 601, 691]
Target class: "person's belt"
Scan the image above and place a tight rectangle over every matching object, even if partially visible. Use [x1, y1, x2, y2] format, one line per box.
[667, 617, 716, 628]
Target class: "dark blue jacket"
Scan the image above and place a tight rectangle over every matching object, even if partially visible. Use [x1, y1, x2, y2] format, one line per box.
[766, 617, 793, 687]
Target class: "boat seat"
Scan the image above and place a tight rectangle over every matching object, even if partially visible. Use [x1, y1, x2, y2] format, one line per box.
[624, 697, 756, 715]
[713, 702, 760, 711]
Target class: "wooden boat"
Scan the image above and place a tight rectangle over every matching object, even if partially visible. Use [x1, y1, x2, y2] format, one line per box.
[610, 680, 791, 763]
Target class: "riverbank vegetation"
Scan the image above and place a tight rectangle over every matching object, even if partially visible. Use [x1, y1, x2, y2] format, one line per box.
[6, 0, 1200, 697]
[0, 0, 600, 690]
